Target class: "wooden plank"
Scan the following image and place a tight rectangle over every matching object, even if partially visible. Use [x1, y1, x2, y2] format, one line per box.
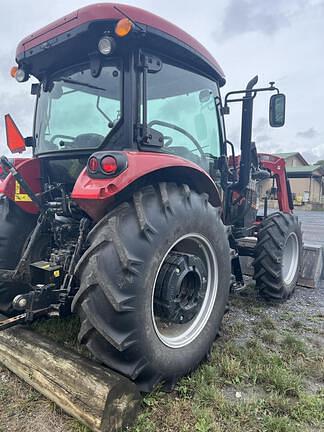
[0, 325, 141, 432]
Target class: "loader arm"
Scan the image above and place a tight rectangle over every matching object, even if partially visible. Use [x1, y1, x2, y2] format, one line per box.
[259, 153, 293, 213]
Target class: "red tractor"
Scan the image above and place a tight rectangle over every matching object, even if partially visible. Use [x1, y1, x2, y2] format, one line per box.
[0, 4, 302, 391]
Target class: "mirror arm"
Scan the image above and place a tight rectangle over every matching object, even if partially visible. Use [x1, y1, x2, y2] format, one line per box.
[223, 81, 279, 114]
[226, 140, 238, 182]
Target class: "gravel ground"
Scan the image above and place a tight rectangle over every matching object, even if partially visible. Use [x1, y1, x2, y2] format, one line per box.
[294, 210, 324, 246]
[228, 282, 324, 346]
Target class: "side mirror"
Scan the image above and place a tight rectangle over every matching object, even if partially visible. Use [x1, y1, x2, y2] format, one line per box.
[4, 114, 26, 154]
[269, 93, 286, 127]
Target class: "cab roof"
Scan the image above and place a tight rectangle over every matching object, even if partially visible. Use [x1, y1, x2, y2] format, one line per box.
[16, 3, 225, 85]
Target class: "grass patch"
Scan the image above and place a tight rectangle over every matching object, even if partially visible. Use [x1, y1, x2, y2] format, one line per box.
[279, 312, 294, 321]
[262, 415, 295, 432]
[259, 315, 277, 330]
[69, 420, 92, 432]
[31, 315, 80, 347]
[131, 303, 323, 432]
[291, 320, 303, 330]
[281, 334, 307, 356]
[260, 330, 277, 344]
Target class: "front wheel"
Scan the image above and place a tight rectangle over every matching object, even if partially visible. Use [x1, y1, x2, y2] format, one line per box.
[254, 212, 303, 300]
[72, 183, 231, 391]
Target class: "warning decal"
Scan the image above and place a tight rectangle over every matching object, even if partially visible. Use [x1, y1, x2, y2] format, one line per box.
[14, 181, 32, 202]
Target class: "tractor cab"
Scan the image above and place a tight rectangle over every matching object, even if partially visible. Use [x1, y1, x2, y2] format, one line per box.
[11, 3, 226, 182]
[8, 3, 285, 212]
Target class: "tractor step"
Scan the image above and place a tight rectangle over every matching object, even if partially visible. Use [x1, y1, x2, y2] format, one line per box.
[236, 236, 257, 258]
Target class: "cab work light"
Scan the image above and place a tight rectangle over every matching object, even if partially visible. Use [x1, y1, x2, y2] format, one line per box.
[10, 66, 29, 83]
[98, 36, 116, 55]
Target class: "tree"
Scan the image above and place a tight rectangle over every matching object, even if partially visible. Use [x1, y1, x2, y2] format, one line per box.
[315, 160, 324, 166]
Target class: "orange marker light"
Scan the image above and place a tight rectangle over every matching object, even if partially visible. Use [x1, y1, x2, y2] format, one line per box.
[115, 18, 133, 37]
[10, 66, 18, 78]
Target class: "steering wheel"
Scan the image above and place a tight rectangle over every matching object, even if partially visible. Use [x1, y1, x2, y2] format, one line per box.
[148, 120, 205, 158]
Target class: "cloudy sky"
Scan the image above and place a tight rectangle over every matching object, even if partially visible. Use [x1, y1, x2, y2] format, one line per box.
[0, 0, 323, 162]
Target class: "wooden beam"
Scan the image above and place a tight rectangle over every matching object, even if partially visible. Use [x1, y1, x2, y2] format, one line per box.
[0, 325, 141, 432]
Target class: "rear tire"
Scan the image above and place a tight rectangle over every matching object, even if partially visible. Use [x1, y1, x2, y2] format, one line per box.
[0, 198, 38, 313]
[73, 183, 231, 391]
[254, 212, 302, 300]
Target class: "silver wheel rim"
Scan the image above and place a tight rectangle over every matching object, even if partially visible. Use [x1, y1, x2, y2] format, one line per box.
[281, 232, 299, 285]
[151, 233, 218, 348]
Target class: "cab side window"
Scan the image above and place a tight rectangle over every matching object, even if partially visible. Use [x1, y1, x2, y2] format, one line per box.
[146, 62, 222, 167]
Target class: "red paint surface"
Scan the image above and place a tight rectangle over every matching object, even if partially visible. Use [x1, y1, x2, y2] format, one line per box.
[16, 3, 225, 80]
[0, 158, 41, 214]
[72, 151, 218, 220]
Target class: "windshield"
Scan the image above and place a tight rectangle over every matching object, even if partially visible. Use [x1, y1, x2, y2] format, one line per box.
[35, 61, 122, 154]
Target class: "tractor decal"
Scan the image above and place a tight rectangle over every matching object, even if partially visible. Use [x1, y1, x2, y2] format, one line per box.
[14, 181, 32, 202]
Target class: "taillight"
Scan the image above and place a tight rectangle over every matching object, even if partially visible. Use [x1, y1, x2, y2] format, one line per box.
[88, 156, 99, 173]
[101, 156, 117, 174]
[87, 152, 127, 178]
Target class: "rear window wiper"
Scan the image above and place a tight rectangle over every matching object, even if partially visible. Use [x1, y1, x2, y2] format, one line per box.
[61, 78, 106, 91]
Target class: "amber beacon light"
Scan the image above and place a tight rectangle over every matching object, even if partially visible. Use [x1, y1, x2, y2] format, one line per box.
[115, 18, 133, 37]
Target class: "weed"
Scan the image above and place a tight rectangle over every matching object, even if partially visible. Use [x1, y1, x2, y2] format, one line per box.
[193, 408, 220, 432]
[69, 421, 92, 432]
[262, 415, 295, 432]
[260, 330, 277, 344]
[291, 320, 303, 329]
[133, 412, 157, 432]
[280, 312, 294, 321]
[260, 364, 303, 397]
[281, 334, 307, 356]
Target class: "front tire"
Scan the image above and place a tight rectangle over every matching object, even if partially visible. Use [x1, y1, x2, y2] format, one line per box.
[254, 212, 303, 300]
[73, 183, 231, 391]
